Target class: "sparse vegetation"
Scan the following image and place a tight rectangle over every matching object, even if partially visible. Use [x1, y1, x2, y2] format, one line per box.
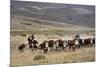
[33, 54, 46, 61]
[19, 33, 27, 37]
[21, 22, 32, 26]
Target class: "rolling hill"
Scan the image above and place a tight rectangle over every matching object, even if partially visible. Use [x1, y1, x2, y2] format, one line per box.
[11, 0, 95, 28]
[10, 0, 95, 34]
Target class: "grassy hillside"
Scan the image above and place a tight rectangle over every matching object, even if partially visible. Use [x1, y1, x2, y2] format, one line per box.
[10, 1, 95, 35]
[11, 1, 95, 27]
[11, 16, 95, 35]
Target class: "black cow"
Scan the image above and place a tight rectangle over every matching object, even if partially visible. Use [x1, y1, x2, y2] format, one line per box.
[92, 38, 95, 47]
[55, 39, 63, 50]
[48, 40, 55, 51]
[78, 38, 84, 48]
[90, 38, 95, 47]
[83, 38, 91, 47]
[39, 40, 48, 54]
[55, 39, 67, 51]
[18, 43, 26, 52]
[67, 39, 76, 51]
[75, 38, 83, 48]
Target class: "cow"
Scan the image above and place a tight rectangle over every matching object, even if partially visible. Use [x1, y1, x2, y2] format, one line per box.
[54, 40, 59, 51]
[62, 40, 68, 50]
[74, 39, 79, 48]
[18, 43, 26, 52]
[83, 38, 91, 47]
[90, 38, 95, 47]
[48, 40, 55, 51]
[55, 39, 67, 51]
[78, 38, 84, 48]
[67, 39, 76, 51]
[92, 38, 95, 47]
[74, 38, 83, 48]
[55, 39, 63, 50]
[39, 40, 48, 54]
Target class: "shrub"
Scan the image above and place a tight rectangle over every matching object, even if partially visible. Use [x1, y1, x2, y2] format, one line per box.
[33, 54, 46, 61]
[19, 33, 27, 37]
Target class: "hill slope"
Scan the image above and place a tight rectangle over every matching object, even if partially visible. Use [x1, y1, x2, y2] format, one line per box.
[11, 1, 95, 27]
[11, 16, 93, 31]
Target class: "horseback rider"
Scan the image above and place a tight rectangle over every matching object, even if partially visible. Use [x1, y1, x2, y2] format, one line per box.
[30, 34, 35, 40]
[27, 34, 35, 48]
[27, 35, 32, 45]
[27, 34, 35, 41]
[74, 33, 80, 40]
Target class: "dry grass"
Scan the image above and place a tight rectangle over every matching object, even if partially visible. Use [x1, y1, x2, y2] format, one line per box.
[10, 47, 95, 66]
[33, 54, 46, 61]
[10, 34, 95, 66]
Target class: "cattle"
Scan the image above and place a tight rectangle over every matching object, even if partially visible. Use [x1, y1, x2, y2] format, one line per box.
[90, 38, 95, 47]
[78, 38, 84, 48]
[92, 38, 95, 47]
[74, 38, 83, 48]
[74, 39, 79, 49]
[48, 40, 55, 51]
[55, 39, 63, 50]
[55, 39, 68, 51]
[19, 35, 95, 54]
[43, 48, 48, 54]
[82, 38, 95, 47]
[54, 40, 59, 51]
[39, 40, 48, 54]
[67, 40, 76, 51]
[18, 43, 26, 52]
[61, 40, 68, 50]
[39, 41, 47, 49]
[83, 38, 91, 47]
[58, 39, 64, 49]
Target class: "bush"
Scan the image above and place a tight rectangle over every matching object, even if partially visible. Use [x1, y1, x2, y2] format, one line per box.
[19, 33, 27, 37]
[33, 54, 46, 61]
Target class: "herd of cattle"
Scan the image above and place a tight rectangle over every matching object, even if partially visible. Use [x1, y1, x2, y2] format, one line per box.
[18, 38, 95, 54]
